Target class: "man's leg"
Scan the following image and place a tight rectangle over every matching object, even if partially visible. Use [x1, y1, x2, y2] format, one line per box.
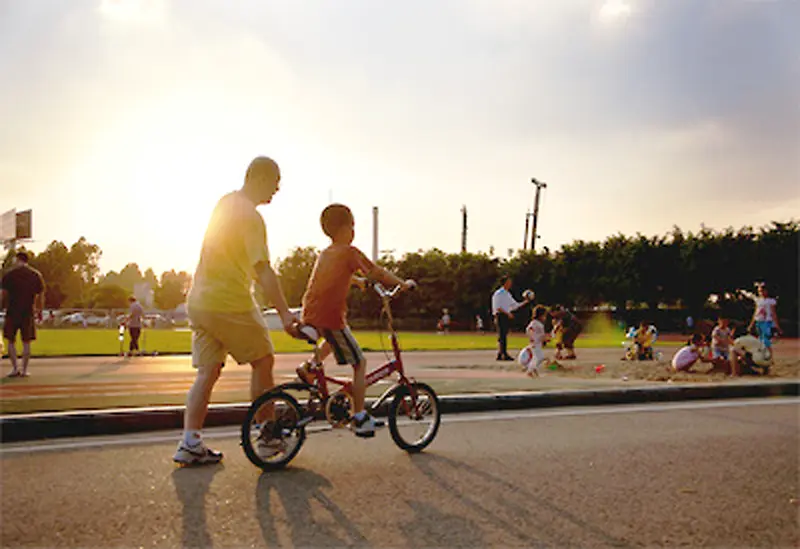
[497, 315, 509, 359]
[173, 362, 225, 465]
[184, 363, 223, 431]
[251, 354, 276, 425]
[6, 340, 18, 375]
[21, 341, 31, 375]
[129, 328, 141, 354]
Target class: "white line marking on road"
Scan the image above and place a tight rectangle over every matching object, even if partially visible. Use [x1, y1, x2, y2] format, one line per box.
[1, 398, 796, 455]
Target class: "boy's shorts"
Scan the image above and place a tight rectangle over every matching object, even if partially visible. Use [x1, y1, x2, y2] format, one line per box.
[322, 326, 365, 366]
[712, 347, 730, 360]
[188, 307, 274, 369]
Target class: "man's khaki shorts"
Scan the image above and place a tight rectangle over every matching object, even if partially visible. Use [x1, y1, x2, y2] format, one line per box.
[188, 307, 274, 369]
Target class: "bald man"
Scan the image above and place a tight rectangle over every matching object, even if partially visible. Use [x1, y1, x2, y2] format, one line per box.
[174, 156, 297, 465]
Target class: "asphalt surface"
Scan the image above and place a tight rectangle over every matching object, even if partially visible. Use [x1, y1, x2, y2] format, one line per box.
[2, 398, 798, 548]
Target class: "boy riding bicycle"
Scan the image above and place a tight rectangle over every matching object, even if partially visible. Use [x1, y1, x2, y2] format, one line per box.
[296, 204, 415, 437]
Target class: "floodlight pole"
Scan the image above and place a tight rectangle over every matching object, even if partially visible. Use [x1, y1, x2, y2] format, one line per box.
[523, 211, 530, 250]
[530, 178, 547, 251]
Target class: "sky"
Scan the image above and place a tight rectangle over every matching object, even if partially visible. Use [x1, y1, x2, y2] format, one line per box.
[1, 0, 798, 276]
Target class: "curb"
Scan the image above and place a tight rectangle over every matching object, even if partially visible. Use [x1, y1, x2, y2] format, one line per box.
[1, 381, 797, 444]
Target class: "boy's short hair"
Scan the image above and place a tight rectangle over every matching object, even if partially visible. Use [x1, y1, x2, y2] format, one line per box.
[533, 305, 547, 319]
[320, 204, 353, 238]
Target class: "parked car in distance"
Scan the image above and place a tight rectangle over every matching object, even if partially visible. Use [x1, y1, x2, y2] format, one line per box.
[58, 312, 111, 328]
[262, 307, 302, 331]
[143, 313, 174, 329]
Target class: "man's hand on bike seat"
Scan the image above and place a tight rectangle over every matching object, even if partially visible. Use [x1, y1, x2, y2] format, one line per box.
[292, 323, 320, 344]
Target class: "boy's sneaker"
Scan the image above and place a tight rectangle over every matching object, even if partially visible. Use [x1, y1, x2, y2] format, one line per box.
[350, 413, 385, 438]
[296, 361, 316, 385]
[173, 440, 223, 465]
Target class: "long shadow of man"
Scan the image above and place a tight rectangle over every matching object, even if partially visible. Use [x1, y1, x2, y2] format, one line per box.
[171, 464, 224, 549]
[255, 468, 367, 547]
[409, 453, 631, 548]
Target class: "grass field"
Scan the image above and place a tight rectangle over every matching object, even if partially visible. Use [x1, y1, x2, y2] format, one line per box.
[3, 328, 682, 357]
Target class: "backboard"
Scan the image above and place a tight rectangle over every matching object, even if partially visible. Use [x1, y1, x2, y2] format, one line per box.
[16, 209, 32, 239]
[0, 209, 16, 242]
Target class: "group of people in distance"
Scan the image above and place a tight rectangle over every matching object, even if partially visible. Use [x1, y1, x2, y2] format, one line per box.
[490, 277, 585, 377]
[499, 277, 782, 380]
[621, 283, 781, 377]
[671, 283, 781, 376]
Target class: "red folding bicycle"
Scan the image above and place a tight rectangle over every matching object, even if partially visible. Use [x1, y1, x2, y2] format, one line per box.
[241, 281, 441, 470]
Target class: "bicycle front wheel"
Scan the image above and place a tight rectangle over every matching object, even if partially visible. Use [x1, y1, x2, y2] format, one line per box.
[388, 382, 441, 453]
[242, 390, 306, 470]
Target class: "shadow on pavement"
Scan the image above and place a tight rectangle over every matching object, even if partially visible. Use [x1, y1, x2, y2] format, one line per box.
[409, 453, 632, 548]
[255, 468, 367, 547]
[171, 463, 224, 549]
[401, 498, 487, 548]
[75, 358, 131, 379]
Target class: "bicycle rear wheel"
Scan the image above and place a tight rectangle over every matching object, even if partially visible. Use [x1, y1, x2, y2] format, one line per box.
[242, 390, 306, 470]
[388, 382, 441, 453]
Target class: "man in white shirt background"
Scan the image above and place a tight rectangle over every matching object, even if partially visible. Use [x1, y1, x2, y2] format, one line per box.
[491, 275, 531, 361]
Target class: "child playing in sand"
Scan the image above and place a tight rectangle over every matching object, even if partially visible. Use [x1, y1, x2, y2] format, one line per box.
[520, 306, 550, 377]
[711, 316, 735, 361]
[671, 333, 729, 373]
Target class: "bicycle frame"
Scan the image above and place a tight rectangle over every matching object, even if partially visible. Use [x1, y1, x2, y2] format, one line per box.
[303, 282, 415, 409]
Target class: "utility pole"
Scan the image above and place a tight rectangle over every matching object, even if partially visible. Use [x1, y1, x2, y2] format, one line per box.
[372, 207, 378, 262]
[530, 178, 547, 251]
[461, 205, 467, 253]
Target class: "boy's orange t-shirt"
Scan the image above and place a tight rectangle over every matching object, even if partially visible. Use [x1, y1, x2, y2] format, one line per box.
[301, 244, 375, 330]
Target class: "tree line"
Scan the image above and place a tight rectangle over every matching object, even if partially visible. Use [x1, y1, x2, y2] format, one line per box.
[274, 221, 798, 333]
[3, 221, 797, 333]
[2, 239, 191, 310]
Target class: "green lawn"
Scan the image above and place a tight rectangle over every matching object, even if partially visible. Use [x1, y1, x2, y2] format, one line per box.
[6, 328, 680, 357]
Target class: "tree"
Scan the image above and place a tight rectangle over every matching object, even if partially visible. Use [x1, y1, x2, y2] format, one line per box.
[90, 284, 128, 309]
[155, 270, 192, 310]
[29, 241, 77, 309]
[275, 247, 319, 307]
[68, 237, 102, 306]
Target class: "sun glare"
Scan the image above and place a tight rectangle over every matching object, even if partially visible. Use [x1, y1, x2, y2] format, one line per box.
[598, 0, 633, 24]
[98, 0, 165, 24]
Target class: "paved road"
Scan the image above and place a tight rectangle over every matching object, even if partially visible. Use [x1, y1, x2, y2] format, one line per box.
[2, 398, 797, 548]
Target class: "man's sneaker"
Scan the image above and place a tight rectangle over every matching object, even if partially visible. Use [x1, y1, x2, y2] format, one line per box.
[296, 361, 316, 385]
[173, 440, 223, 465]
[256, 425, 286, 459]
[350, 413, 384, 438]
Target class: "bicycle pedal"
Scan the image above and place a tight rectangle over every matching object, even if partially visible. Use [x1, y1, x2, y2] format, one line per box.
[296, 416, 314, 427]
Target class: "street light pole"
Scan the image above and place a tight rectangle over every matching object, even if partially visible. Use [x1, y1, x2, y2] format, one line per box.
[530, 178, 547, 251]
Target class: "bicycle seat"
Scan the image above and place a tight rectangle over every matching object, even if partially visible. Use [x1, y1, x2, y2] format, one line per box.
[293, 323, 320, 345]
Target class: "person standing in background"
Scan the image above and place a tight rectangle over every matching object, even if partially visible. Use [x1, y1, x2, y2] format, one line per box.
[1, 251, 45, 377]
[125, 295, 144, 357]
[491, 275, 531, 361]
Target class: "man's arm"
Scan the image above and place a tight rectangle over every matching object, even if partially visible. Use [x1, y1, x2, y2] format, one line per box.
[0, 289, 6, 310]
[35, 274, 45, 321]
[255, 261, 297, 335]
